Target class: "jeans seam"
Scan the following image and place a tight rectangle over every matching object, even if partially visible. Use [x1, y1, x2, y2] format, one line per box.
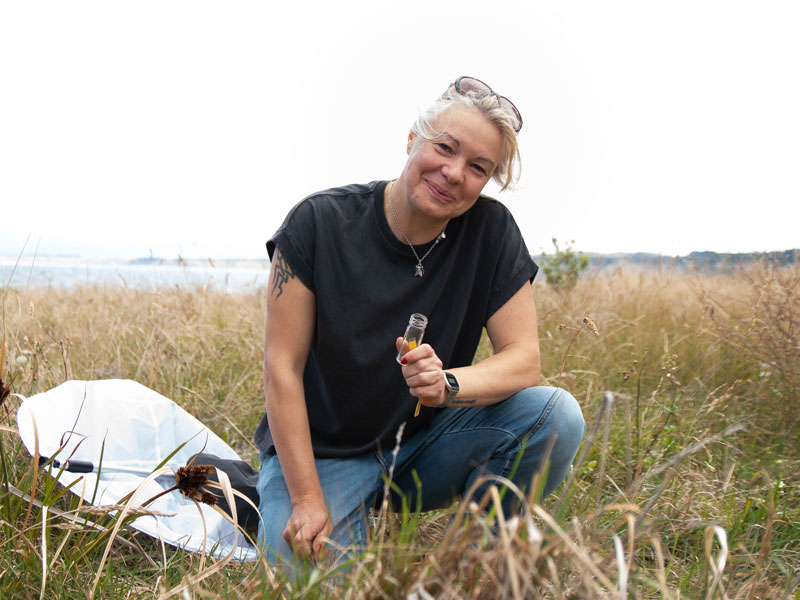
[374, 449, 390, 474]
[526, 388, 561, 438]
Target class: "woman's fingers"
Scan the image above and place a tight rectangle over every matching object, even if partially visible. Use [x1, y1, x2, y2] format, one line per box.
[397, 343, 446, 406]
[282, 502, 333, 559]
[400, 343, 440, 368]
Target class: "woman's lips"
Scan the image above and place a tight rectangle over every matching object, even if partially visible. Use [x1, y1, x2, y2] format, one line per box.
[425, 180, 454, 202]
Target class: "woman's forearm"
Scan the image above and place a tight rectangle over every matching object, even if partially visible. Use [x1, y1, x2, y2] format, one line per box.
[445, 341, 540, 406]
[264, 368, 325, 505]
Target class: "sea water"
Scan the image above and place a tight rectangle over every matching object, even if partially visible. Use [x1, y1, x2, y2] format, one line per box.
[0, 256, 269, 291]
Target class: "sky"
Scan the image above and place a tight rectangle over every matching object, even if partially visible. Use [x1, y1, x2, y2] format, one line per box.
[1, 1, 798, 260]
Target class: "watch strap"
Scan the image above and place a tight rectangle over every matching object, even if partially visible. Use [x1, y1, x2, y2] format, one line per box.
[443, 372, 459, 403]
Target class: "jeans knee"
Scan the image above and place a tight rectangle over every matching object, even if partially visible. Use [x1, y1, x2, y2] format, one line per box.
[550, 389, 585, 463]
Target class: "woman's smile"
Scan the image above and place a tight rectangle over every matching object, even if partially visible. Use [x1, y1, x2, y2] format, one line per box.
[424, 179, 455, 203]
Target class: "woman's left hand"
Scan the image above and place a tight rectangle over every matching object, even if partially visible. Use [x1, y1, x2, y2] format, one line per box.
[396, 337, 447, 407]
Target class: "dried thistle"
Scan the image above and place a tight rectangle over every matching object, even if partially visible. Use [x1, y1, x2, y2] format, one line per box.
[174, 464, 218, 505]
[176, 464, 213, 492]
[142, 463, 220, 508]
[200, 492, 219, 506]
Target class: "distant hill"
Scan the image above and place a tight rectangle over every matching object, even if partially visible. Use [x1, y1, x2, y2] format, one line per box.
[532, 249, 799, 272]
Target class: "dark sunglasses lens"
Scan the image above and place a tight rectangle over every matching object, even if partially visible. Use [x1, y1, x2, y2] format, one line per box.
[499, 98, 523, 131]
[457, 77, 492, 97]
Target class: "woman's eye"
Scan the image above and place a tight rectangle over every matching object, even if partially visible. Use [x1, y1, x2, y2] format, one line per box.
[471, 164, 487, 175]
[436, 142, 452, 153]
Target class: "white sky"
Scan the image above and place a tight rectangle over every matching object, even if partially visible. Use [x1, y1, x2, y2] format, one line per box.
[1, 1, 798, 259]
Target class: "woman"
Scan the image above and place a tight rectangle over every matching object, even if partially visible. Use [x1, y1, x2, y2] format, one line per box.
[256, 76, 585, 566]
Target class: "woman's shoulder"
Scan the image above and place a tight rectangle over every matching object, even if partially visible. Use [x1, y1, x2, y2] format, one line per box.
[472, 194, 513, 214]
[283, 181, 382, 224]
[303, 181, 381, 206]
[464, 195, 519, 229]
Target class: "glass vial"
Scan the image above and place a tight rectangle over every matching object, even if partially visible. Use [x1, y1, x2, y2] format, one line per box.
[396, 313, 428, 364]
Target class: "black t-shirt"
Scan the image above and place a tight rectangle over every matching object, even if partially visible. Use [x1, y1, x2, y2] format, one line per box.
[254, 180, 538, 457]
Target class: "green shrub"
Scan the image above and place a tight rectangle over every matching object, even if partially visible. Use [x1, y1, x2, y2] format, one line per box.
[540, 237, 589, 291]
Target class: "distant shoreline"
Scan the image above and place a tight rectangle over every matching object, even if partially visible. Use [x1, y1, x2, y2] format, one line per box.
[551, 249, 799, 271]
[2, 249, 796, 291]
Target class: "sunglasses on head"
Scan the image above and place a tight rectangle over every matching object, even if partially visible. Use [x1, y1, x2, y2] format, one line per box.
[448, 76, 523, 133]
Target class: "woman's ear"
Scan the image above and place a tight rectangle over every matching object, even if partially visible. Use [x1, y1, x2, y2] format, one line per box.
[407, 130, 416, 154]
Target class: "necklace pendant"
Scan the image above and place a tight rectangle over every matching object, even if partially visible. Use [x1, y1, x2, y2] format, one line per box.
[415, 264, 424, 277]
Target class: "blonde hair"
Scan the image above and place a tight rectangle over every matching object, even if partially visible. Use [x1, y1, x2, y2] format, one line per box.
[411, 88, 521, 191]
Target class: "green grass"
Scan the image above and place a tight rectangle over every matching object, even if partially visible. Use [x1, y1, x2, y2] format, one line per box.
[1, 263, 798, 598]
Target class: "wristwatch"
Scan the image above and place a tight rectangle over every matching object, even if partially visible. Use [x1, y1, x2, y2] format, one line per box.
[443, 372, 459, 403]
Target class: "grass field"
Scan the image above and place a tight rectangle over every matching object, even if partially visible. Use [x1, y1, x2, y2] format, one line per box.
[1, 264, 798, 598]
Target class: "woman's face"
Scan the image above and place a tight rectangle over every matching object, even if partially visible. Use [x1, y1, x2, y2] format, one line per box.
[402, 106, 503, 223]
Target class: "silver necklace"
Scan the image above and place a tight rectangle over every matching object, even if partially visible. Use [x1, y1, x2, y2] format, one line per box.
[387, 180, 446, 277]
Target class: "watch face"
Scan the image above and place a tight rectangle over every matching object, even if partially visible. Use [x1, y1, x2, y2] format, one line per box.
[445, 372, 458, 390]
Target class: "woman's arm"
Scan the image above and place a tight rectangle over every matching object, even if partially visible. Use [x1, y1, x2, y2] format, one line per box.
[400, 281, 541, 406]
[263, 249, 332, 557]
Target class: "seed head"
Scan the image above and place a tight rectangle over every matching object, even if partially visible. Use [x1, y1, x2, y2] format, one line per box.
[200, 492, 219, 506]
[174, 464, 221, 505]
[583, 317, 600, 336]
[175, 464, 215, 495]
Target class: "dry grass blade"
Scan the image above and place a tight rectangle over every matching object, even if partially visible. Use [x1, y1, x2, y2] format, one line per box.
[408, 581, 436, 600]
[612, 534, 627, 599]
[375, 422, 406, 543]
[23, 407, 41, 534]
[650, 535, 671, 600]
[704, 525, 729, 600]
[489, 485, 521, 600]
[199, 479, 267, 584]
[1, 330, 6, 379]
[39, 504, 48, 600]
[49, 476, 88, 571]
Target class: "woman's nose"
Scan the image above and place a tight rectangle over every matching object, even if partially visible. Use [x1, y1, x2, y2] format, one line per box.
[442, 159, 465, 183]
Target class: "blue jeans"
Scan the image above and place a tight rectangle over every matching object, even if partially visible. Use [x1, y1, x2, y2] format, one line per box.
[257, 386, 584, 566]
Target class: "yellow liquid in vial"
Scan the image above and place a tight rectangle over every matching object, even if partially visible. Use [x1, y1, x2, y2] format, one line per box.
[406, 340, 423, 416]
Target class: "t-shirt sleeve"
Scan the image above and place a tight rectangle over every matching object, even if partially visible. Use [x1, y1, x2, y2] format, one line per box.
[266, 199, 317, 293]
[485, 206, 538, 320]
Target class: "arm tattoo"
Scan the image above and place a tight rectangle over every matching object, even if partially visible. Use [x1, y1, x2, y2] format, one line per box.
[270, 251, 296, 299]
[443, 397, 477, 406]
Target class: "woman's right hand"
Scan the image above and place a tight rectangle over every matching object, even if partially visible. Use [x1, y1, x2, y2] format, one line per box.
[396, 337, 448, 407]
[282, 495, 333, 559]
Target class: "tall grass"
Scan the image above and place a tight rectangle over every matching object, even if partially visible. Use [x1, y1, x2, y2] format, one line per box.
[0, 264, 797, 598]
